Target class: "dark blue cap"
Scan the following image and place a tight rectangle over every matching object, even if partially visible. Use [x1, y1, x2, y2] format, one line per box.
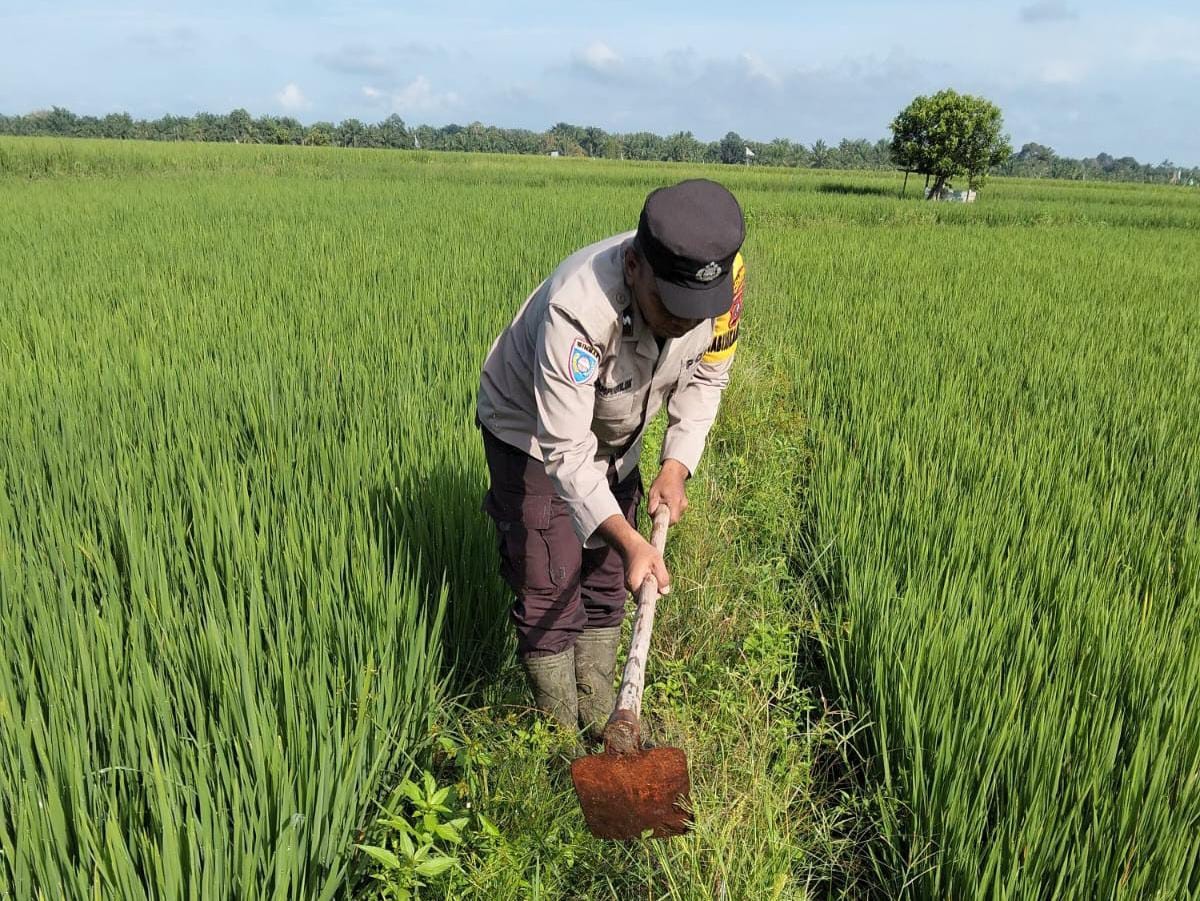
[635, 179, 745, 319]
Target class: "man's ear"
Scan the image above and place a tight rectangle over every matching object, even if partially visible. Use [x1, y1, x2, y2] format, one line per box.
[624, 246, 639, 280]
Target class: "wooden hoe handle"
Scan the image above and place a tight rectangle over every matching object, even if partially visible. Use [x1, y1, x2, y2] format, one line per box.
[602, 504, 671, 755]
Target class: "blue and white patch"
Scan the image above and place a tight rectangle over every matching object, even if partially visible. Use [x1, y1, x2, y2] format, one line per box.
[568, 338, 600, 385]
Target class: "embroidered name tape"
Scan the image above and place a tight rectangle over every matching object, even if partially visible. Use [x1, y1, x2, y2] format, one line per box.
[597, 378, 633, 397]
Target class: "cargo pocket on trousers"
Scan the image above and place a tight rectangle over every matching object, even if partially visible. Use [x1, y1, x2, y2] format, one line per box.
[484, 489, 561, 592]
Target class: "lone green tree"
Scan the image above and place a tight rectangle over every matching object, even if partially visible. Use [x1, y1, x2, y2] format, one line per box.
[718, 131, 746, 165]
[890, 89, 1012, 197]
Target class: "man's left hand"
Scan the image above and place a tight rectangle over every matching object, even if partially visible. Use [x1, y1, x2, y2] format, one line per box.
[648, 459, 690, 525]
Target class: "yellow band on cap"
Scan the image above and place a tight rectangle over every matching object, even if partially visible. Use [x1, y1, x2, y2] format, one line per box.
[703, 253, 745, 364]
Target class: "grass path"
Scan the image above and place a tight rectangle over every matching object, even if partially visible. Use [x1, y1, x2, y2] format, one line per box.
[361, 353, 881, 899]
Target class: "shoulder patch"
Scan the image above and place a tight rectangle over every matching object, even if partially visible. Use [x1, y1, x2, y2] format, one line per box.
[703, 253, 744, 364]
[569, 337, 601, 384]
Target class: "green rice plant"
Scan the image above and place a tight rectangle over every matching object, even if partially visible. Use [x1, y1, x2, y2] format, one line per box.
[3, 135, 1197, 899]
[758, 220, 1200, 896]
[0, 140, 471, 897]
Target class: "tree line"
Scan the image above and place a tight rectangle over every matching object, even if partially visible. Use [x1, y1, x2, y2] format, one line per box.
[1, 106, 1195, 186]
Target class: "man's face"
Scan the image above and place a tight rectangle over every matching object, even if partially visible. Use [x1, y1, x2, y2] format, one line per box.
[624, 247, 703, 339]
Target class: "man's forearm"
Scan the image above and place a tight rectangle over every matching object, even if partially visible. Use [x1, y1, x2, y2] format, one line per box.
[658, 457, 690, 480]
[594, 513, 643, 559]
[594, 511, 672, 595]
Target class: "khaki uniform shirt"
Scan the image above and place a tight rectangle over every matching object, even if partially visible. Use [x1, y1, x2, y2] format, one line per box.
[477, 231, 744, 547]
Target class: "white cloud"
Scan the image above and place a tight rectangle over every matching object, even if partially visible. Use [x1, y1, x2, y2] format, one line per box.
[741, 52, 781, 86]
[576, 40, 622, 75]
[276, 83, 310, 110]
[359, 76, 460, 117]
[389, 76, 460, 114]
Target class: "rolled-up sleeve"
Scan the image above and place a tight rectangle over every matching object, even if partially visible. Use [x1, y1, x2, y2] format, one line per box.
[661, 353, 732, 475]
[534, 303, 621, 546]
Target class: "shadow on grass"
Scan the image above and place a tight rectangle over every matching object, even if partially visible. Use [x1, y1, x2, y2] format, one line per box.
[367, 454, 512, 696]
[816, 182, 896, 198]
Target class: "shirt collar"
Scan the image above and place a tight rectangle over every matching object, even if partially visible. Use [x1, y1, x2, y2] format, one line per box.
[623, 284, 661, 360]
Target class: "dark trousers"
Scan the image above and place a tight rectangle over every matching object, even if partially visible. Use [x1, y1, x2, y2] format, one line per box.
[480, 425, 641, 658]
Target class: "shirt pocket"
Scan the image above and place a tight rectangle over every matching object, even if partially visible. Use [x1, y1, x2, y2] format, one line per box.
[594, 390, 637, 421]
[593, 380, 643, 448]
[593, 367, 639, 420]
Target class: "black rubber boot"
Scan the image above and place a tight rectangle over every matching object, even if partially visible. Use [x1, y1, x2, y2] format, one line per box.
[521, 647, 580, 734]
[575, 626, 622, 743]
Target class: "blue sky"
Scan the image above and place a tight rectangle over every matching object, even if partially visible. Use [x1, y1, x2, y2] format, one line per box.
[2, 1, 1198, 164]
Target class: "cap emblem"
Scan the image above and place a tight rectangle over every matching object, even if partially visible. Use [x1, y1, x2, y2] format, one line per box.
[695, 261, 722, 282]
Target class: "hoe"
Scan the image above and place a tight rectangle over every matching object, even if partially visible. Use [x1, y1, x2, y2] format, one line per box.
[570, 506, 692, 840]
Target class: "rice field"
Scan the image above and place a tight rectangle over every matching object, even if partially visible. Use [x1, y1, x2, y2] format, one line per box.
[1, 137, 1197, 899]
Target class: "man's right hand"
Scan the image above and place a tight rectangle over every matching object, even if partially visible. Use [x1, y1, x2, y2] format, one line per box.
[595, 513, 672, 596]
[621, 535, 671, 596]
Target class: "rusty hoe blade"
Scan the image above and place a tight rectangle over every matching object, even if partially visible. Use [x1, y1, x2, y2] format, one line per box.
[571, 745, 692, 840]
[571, 507, 693, 840]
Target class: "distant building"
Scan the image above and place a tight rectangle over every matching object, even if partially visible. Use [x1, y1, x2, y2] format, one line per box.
[549, 150, 561, 158]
